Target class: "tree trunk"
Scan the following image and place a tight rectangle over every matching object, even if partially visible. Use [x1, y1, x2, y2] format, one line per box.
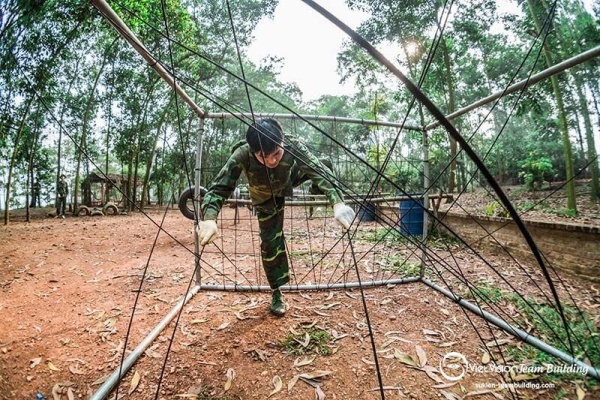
[26, 107, 41, 220]
[441, 39, 457, 195]
[3, 98, 32, 225]
[526, 0, 577, 213]
[574, 73, 599, 199]
[141, 95, 174, 209]
[73, 43, 114, 211]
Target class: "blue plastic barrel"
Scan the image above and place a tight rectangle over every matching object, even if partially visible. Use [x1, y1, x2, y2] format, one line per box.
[356, 202, 376, 222]
[399, 196, 424, 236]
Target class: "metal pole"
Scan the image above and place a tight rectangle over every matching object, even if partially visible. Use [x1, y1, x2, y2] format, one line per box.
[194, 118, 205, 285]
[196, 277, 420, 292]
[91, 0, 204, 118]
[422, 278, 600, 380]
[425, 45, 600, 131]
[420, 129, 430, 278]
[203, 112, 421, 130]
[90, 285, 202, 400]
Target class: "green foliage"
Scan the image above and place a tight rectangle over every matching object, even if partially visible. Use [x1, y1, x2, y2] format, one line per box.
[380, 254, 421, 276]
[461, 280, 599, 391]
[186, 384, 233, 400]
[514, 201, 576, 218]
[519, 152, 555, 191]
[460, 279, 507, 304]
[281, 326, 333, 356]
[356, 227, 407, 245]
[484, 201, 509, 218]
[505, 297, 600, 387]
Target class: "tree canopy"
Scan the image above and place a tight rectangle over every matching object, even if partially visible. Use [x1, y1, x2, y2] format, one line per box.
[0, 0, 598, 223]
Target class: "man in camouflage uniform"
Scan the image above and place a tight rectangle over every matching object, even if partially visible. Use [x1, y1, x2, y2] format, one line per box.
[56, 174, 68, 219]
[196, 119, 355, 316]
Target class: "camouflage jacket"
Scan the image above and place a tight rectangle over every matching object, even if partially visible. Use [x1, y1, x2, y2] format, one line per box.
[57, 180, 68, 198]
[201, 136, 343, 220]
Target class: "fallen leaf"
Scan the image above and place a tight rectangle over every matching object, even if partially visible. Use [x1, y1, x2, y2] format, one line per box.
[67, 387, 75, 400]
[440, 389, 462, 400]
[48, 361, 60, 371]
[224, 368, 235, 391]
[288, 375, 300, 392]
[69, 365, 84, 375]
[576, 382, 585, 400]
[294, 333, 310, 348]
[315, 385, 326, 400]
[394, 349, 417, 367]
[129, 370, 140, 395]
[268, 375, 283, 397]
[52, 384, 61, 400]
[314, 310, 331, 317]
[331, 330, 348, 341]
[216, 321, 230, 331]
[485, 338, 512, 347]
[91, 375, 109, 385]
[433, 382, 458, 389]
[415, 345, 427, 367]
[299, 370, 333, 379]
[29, 357, 42, 369]
[481, 352, 490, 365]
[422, 365, 445, 384]
[294, 356, 316, 368]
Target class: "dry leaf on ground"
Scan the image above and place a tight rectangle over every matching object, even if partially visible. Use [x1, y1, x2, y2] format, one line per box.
[224, 368, 235, 391]
[268, 375, 283, 397]
[129, 370, 140, 395]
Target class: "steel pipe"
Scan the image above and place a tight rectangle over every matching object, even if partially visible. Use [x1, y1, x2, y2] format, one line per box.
[204, 112, 421, 130]
[422, 278, 600, 380]
[196, 277, 420, 292]
[425, 45, 600, 131]
[90, 285, 202, 400]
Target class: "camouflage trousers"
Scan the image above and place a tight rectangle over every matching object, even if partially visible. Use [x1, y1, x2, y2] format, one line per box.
[56, 196, 67, 216]
[255, 196, 289, 289]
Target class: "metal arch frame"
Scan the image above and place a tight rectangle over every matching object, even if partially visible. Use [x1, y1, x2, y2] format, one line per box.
[90, 0, 600, 398]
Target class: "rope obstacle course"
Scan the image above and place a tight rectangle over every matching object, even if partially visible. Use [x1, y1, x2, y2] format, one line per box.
[85, 0, 600, 398]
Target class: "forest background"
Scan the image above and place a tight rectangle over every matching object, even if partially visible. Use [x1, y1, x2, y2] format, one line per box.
[0, 0, 599, 223]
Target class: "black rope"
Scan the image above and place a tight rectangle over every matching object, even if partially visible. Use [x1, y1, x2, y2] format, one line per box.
[300, 0, 574, 362]
[94, 3, 587, 361]
[225, 0, 255, 121]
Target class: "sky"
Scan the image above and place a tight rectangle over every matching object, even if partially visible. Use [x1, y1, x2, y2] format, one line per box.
[247, 1, 369, 101]
[247, 0, 598, 103]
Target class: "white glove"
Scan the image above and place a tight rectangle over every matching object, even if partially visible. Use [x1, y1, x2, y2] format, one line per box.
[195, 220, 218, 245]
[333, 203, 355, 230]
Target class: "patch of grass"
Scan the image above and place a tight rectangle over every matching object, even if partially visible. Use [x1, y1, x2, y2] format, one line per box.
[548, 208, 577, 218]
[515, 200, 550, 213]
[460, 280, 508, 304]
[355, 227, 408, 245]
[460, 281, 599, 393]
[508, 298, 600, 369]
[426, 228, 461, 248]
[484, 201, 510, 218]
[190, 384, 233, 400]
[380, 254, 421, 276]
[281, 326, 333, 356]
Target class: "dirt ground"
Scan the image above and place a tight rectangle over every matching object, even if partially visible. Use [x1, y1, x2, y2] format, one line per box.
[0, 197, 599, 400]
